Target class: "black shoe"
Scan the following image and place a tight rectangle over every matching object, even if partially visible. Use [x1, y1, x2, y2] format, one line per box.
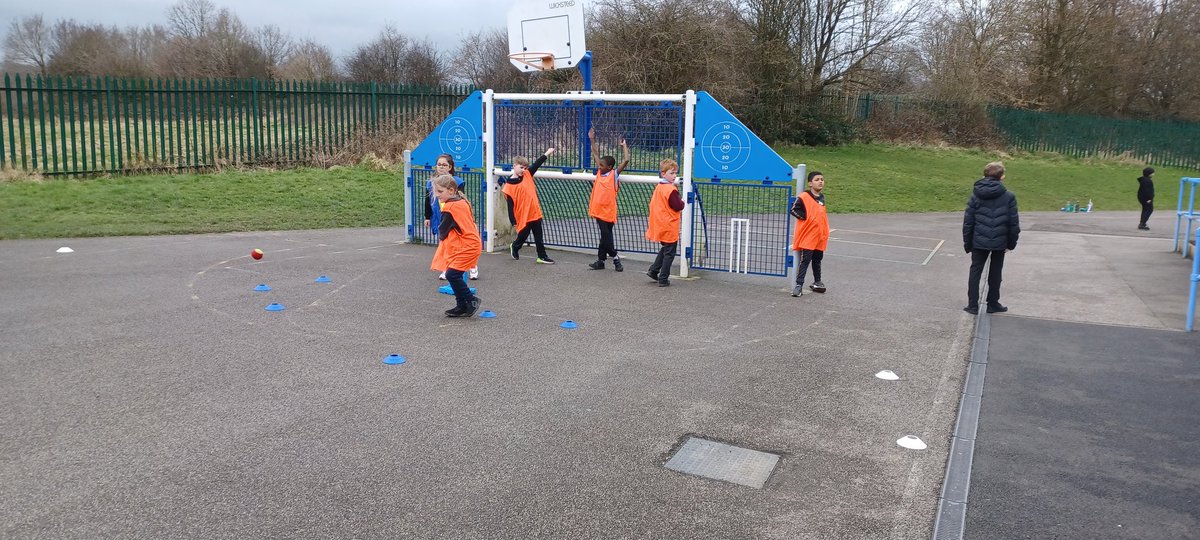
[963, 305, 979, 315]
[613, 258, 623, 272]
[445, 306, 467, 317]
[647, 271, 659, 281]
[588, 260, 605, 270]
[986, 303, 1008, 313]
[810, 281, 826, 293]
[658, 279, 670, 287]
[536, 256, 555, 265]
[463, 297, 481, 317]
[1138, 225, 1150, 230]
[509, 242, 520, 260]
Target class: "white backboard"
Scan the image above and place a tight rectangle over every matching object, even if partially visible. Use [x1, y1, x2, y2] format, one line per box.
[507, 0, 587, 71]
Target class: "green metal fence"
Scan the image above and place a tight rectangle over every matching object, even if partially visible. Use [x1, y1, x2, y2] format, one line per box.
[990, 106, 1200, 170]
[825, 92, 1200, 170]
[0, 73, 473, 176]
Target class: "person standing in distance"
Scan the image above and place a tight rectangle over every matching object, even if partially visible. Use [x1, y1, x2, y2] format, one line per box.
[1137, 166, 1155, 230]
[963, 161, 1020, 315]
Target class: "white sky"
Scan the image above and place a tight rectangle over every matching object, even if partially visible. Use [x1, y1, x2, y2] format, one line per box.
[1, 0, 515, 60]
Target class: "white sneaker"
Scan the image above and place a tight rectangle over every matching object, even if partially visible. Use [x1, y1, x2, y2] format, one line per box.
[438, 272, 447, 280]
[469, 267, 479, 280]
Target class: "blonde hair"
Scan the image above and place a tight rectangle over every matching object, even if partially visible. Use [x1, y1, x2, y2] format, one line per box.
[432, 174, 460, 193]
[660, 159, 679, 175]
[513, 156, 530, 167]
[984, 161, 1005, 178]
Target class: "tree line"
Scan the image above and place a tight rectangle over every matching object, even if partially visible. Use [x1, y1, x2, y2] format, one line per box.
[5, 0, 1198, 138]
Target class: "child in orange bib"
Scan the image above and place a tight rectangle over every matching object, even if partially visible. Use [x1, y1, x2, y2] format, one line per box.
[430, 175, 482, 317]
[586, 127, 630, 271]
[646, 159, 685, 287]
[502, 148, 556, 264]
[790, 170, 830, 297]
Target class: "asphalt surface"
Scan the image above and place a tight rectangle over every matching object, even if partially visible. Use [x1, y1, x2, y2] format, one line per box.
[1, 209, 1195, 539]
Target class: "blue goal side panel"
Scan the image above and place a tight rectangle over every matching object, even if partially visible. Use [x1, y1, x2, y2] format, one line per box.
[693, 91, 792, 182]
[411, 91, 485, 170]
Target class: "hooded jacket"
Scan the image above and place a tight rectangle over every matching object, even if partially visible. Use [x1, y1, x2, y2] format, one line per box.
[1137, 174, 1154, 203]
[963, 176, 1020, 252]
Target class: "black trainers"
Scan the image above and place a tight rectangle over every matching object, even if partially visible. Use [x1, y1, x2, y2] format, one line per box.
[588, 260, 605, 270]
[445, 306, 467, 317]
[658, 280, 670, 287]
[810, 281, 826, 293]
[509, 242, 520, 260]
[646, 271, 659, 281]
[536, 256, 555, 265]
[986, 303, 1008, 313]
[963, 305, 979, 315]
[463, 297, 481, 317]
[613, 258, 623, 272]
[1138, 224, 1150, 230]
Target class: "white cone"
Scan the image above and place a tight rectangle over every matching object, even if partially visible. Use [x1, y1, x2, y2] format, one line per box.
[56, 247, 74, 253]
[896, 435, 927, 450]
[875, 370, 899, 380]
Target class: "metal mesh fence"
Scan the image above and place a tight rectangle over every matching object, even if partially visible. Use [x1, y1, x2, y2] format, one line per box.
[690, 180, 794, 276]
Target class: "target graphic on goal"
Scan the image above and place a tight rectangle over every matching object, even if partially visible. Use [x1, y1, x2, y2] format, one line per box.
[699, 122, 752, 175]
[438, 116, 479, 162]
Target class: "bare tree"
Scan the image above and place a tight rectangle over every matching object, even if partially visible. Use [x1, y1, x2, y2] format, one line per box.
[4, 15, 53, 74]
[344, 26, 447, 85]
[451, 27, 528, 90]
[915, 0, 1019, 103]
[279, 39, 337, 81]
[166, 0, 218, 40]
[256, 24, 293, 79]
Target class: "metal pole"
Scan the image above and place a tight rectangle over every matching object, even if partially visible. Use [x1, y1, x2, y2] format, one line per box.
[403, 149, 413, 243]
[679, 90, 697, 279]
[1189, 224, 1199, 331]
[579, 51, 593, 92]
[483, 89, 496, 254]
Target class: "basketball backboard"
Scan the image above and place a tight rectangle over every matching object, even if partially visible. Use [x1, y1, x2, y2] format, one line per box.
[506, 0, 587, 72]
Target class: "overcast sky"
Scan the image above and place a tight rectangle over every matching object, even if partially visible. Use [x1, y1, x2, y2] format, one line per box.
[1, 0, 515, 60]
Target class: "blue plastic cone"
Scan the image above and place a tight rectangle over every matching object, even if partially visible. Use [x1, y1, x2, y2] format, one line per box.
[254, 284, 272, 292]
[560, 320, 577, 329]
[383, 354, 407, 365]
[438, 285, 477, 295]
[265, 303, 285, 311]
[480, 310, 496, 318]
[314, 275, 331, 283]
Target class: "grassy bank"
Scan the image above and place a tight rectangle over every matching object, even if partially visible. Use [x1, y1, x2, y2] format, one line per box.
[1, 144, 1194, 239]
[776, 144, 1190, 213]
[0, 166, 402, 239]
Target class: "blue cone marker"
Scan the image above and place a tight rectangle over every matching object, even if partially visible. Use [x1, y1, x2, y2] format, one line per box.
[314, 275, 331, 283]
[265, 303, 285, 311]
[383, 354, 407, 365]
[438, 285, 477, 295]
[254, 284, 272, 292]
[560, 320, 577, 329]
[480, 310, 496, 318]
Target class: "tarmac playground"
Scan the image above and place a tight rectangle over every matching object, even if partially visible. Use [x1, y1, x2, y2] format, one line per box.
[1, 210, 1196, 539]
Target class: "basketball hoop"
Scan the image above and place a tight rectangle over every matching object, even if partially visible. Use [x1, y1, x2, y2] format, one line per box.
[508, 51, 555, 71]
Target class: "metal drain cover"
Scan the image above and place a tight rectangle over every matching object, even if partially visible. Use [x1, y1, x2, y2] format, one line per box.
[664, 437, 780, 488]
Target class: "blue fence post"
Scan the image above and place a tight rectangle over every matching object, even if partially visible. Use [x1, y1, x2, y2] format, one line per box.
[1189, 225, 1199, 331]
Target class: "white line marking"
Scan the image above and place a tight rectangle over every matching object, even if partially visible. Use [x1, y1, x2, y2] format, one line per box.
[921, 240, 945, 266]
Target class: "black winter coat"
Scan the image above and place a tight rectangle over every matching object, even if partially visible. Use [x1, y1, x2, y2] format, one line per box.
[1137, 175, 1154, 203]
[963, 176, 1020, 252]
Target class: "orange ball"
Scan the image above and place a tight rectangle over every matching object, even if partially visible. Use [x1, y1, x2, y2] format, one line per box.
[251, 248, 264, 260]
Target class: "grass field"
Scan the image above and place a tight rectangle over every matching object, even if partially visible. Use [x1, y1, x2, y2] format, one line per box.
[1, 143, 1194, 239]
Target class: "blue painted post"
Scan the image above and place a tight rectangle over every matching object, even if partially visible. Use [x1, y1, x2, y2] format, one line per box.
[1189, 225, 1199, 331]
[579, 51, 593, 91]
[1185, 180, 1198, 258]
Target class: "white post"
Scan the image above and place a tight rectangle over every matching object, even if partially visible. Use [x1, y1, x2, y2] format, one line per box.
[679, 90, 697, 278]
[730, 218, 750, 273]
[403, 149, 413, 243]
[789, 163, 806, 285]
[483, 90, 496, 253]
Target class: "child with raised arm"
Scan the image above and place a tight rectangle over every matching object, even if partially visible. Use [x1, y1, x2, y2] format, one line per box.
[790, 170, 830, 297]
[423, 154, 478, 280]
[587, 128, 630, 271]
[646, 159, 685, 287]
[429, 174, 482, 317]
[502, 147, 556, 264]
